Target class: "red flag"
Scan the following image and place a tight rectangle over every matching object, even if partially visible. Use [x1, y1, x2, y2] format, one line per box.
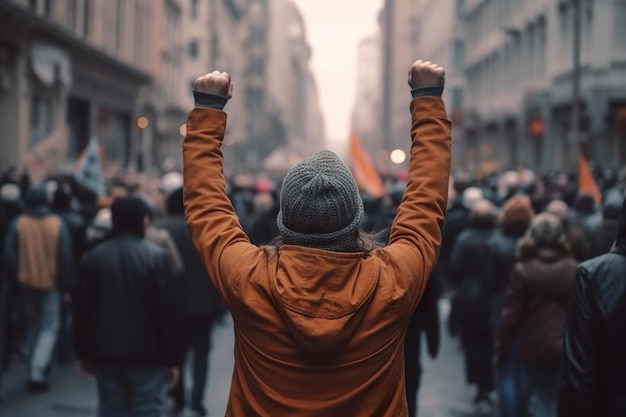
[578, 152, 601, 204]
[349, 131, 385, 198]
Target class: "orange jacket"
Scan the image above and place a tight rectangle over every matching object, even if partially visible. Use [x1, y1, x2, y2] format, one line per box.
[183, 97, 451, 417]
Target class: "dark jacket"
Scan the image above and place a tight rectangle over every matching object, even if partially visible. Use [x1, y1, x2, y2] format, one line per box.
[156, 215, 225, 317]
[73, 233, 184, 367]
[495, 249, 577, 368]
[558, 246, 626, 416]
[439, 200, 469, 278]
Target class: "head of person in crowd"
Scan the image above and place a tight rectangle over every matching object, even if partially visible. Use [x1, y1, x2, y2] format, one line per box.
[453, 171, 473, 200]
[23, 184, 51, 215]
[517, 212, 569, 261]
[111, 196, 149, 238]
[462, 186, 484, 211]
[602, 193, 622, 222]
[499, 195, 535, 236]
[52, 182, 72, 212]
[1, 182, 21, 205]
[166, 187, 185, 216]
[276, 150, 377, 253]
[573, 192, 596, 214]
[468, 198, 497, 230]
[545, 199, 570, 227]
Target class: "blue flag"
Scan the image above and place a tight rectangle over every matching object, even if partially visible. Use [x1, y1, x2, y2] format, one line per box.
[75, 136, 106, 197]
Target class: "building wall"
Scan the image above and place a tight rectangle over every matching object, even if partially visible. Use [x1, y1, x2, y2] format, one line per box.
[463, 0, 626, 172]
[0, 0, 153, 175]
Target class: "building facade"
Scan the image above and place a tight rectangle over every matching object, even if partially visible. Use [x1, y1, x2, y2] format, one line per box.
[0, 0, 154, 178]
[463, 0, 626, 172]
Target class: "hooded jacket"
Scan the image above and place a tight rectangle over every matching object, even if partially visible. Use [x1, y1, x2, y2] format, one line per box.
[183, 96, 451, 417]
[558, 197, 626, 417]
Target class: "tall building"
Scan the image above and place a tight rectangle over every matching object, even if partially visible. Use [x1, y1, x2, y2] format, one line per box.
[351, 34, 383, 160]
[412, 0, 468, 170]
[463, 0, 626, 171]
[380, 0, 417, 155]
[0, 0, 154, 176]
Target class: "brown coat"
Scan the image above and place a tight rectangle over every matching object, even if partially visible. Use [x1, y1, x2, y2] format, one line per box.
[495, 249, 578, 368]
[183, 97, 451, 417]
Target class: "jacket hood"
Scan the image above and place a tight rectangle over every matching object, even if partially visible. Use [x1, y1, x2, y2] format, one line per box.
[270, 245, 379, 355]
[24, 184, 50, 216]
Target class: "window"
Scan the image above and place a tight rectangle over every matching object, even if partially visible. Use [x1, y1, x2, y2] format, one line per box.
[189, 40, 199, 59]
[115, 0, 124, 52]
[67, 0, 77, 31]
[29, 96, 52, 148]
[44, 0, 53, 15]
[83, 0, 90, 37]
[453, 40, 465, 69]
[191, 0, 199, 19]
[455, 0, 465, 18]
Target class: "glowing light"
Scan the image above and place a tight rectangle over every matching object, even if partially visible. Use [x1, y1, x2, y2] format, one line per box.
[137, 116, 149, 129]
[390, 149, 406, 164]
[179, 123, 187, 137]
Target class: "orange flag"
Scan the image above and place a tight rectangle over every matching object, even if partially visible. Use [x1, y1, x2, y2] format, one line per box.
[349, 131, 385, 198]
[578, 151, 602, 204]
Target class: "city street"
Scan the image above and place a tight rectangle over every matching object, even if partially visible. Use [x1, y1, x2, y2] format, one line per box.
[0, 299, 496, 417]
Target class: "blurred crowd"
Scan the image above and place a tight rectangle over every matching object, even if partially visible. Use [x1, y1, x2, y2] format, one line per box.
[0, 162, 625, 417]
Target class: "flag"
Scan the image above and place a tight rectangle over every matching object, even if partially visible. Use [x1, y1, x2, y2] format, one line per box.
[26, 123, 70, 183]
[75, 136, 106, 197]
[349, 131, 385, 198]
[578, 151, 601, 204]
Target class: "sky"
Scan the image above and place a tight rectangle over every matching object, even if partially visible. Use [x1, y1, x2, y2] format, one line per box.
[291, 0, 382, 149]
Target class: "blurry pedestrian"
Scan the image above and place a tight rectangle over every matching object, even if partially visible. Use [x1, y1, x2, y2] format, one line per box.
[449, 198, 498, 408]
[486, 195, 535, 417]
[73, 196, 184, 417]
[247, 184, 280, 246]
[570, 192, 601, 236]
[545, 199, 588, 261]
[183, 61, 450, 416]
[494, 213, 578, 417]
[586, 193, 621, 259]
[558, 194, 626, 417]
[1, 184, 73, 392]
[156, 188, 226, 416]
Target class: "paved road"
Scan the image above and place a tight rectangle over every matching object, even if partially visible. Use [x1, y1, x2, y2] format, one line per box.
[0, 299, 498, 417]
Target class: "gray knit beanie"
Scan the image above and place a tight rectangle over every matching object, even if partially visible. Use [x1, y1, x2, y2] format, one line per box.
[277, 150, 364, 252]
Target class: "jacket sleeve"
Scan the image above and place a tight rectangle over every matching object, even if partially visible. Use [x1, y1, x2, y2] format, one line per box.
[1, 219, 18, 280]
[183, 108, 257, 302]
[73, 253, 93, 360]
[56, 220, 74, 293]
[494, 265, 528, 367]
[386, 97, 451, 307]
[558, 266, 602, 417]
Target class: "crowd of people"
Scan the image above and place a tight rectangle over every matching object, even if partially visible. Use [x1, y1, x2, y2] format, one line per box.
[1, 62, 625, 417]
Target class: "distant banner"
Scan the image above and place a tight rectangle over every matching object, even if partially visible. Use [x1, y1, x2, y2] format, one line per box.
[578, 151, 601, 204]
[75, 136, 106, 197]
[349, 131, 385, 198]
[26, 123, 70, 184]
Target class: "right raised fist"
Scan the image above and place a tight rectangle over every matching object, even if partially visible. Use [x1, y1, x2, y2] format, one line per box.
[408, 60, 445, 90]
[194, 71, 234, 98]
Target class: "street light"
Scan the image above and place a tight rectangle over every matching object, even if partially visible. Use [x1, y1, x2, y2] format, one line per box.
[137, 116, 149, 129]
[390, 149, 406, 164]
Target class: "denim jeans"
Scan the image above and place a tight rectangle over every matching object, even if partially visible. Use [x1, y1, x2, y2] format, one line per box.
[495, 338, 531, 417]
[21, 287, 61, 382]
[529, 365, 560, 417]
[95, 365, 168, 417]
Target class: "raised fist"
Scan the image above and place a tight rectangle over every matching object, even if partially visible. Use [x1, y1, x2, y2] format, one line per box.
[408, 60, 445, 90]
[193, 71, 234, 98]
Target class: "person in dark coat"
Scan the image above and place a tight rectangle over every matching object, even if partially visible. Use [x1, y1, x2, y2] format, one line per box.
[558, 193, 626, 417]
[586, 194, 621, 259]
[495, 213, 578, 417]
[156, 188, 226, 416]
[73, 197, 184, 417]
[486, 195, 535, 417]
[449, 198, 497, 407]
